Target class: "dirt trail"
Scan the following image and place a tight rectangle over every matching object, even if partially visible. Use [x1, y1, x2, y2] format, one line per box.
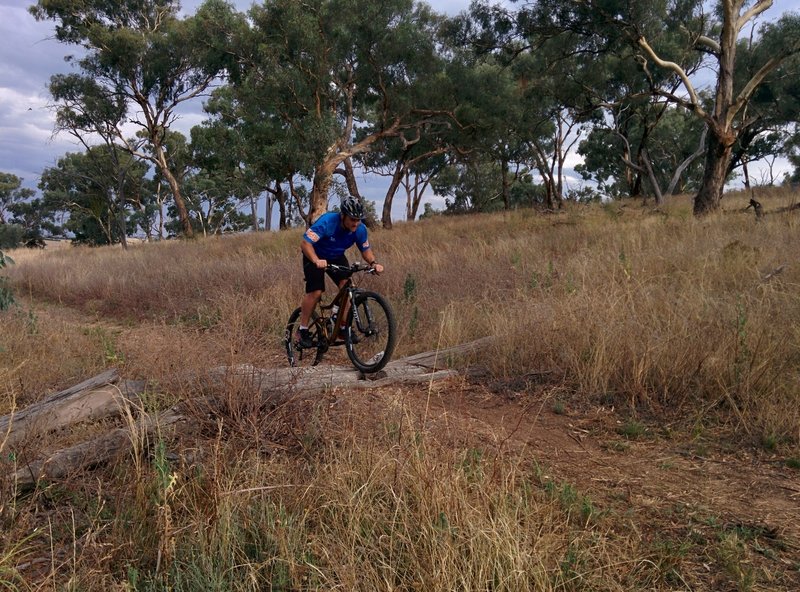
[327, 377, 800, 566]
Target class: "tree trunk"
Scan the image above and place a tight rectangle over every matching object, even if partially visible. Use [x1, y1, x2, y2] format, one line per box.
[694, 131, 734, 215]
[117, 210, 128, 249]
[250, 194, 259, 232]
[154, 145, 193, 237]
[7, 339, 494, 488]
[555, 157, 564, 207]
[0, 370, 144, 450]
[631, 172, 643, 198]
[383, 160, 405, 230]
[310, 163, 336, 224]
[742, 158, 751, 190]
[640, 148, 664, 206]
[264, 192, 273, 232]
[543, 180, 554, 210]
[501, 159, 510, 210]
[666, 126, 707, 197]
[113, 179, 129, 250]
[276, 182, 288, 230]
[342, 158, 362, 200]
[407, 173, 430, 221]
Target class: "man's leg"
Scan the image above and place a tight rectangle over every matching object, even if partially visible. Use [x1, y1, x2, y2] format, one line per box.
[300, 290, 322, 327]
[300, 254, 326, 329]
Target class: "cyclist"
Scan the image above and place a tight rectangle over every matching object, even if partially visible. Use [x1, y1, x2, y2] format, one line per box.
[297, 196, 384, 349]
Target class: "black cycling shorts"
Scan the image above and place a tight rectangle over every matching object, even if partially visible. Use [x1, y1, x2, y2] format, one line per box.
[303, 254, 350, 293]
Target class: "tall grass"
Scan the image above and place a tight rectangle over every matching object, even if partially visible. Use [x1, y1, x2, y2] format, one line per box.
[93, 414, 650, 591]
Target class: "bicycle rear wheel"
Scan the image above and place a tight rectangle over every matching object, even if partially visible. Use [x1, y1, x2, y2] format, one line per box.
[285, 307, 326, 367]
[345, 291, 396, 373]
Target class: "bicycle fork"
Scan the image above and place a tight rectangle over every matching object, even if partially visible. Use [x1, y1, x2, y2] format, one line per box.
[350, 293, 376, 337]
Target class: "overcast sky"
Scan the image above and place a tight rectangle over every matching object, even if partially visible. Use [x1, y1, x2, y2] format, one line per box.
[1, 0, 798, 221]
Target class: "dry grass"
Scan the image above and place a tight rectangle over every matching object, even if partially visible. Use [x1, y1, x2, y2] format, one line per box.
[11, 191, 798, 443]
[2, 187, 800, 589]
[3, 404, 653, 591]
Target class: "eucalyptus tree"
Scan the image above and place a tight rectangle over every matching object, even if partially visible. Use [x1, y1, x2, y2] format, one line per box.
[190, 115, 265, 233]
[633, 1, 800, 212]
[536, 0, 800, 213]
[510, 50, 587, 209]
[4, 174, 62, 244]
[727, 42, 800, 187]
[562, 33, 706, 203]
[40, 147, 149, 245]
[31, 0, 243, 237]
[181, 171, 253, 235]
[5, 199, 62, 246]
[361, 136, 450, 226]
[577, 103, 707, 199]
[432, 154, 541, 214]
[0, 173, 34, 226]
[234, 0, 456, 223]
[458, 55, 539, 209]
[473, 0, 703, 205]
[195, 86, 297, 229]
[782, 60, 800, 183]
[0, 173, 40, 249]
[447, 3, 594, 210]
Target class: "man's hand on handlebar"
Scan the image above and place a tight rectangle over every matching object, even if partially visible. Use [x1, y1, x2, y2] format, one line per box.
[324, 262, 384, 274]
[315, 258, 327, 269]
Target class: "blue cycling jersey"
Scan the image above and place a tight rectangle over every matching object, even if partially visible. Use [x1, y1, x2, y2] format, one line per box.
[303, 212, 370, 259]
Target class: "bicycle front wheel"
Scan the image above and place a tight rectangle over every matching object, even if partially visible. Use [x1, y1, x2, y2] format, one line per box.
[345, 291, 396, 373]
[285, 307, 326, 367]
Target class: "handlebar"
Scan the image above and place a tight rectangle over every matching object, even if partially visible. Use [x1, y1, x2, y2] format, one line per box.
[326, 262, 377, 275]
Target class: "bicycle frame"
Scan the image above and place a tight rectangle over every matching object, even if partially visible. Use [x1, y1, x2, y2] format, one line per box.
[319, 279, 354, 344]
[317, 263, 372, 346]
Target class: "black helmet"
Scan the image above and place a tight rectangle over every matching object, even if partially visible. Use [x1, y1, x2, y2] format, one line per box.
[340, 196, 365, 219]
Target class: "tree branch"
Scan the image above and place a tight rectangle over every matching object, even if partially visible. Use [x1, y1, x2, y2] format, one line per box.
[665, 125, 708, 196]
[697, 35, 721, 55]
[729, 54, 790, 127]
[637, 36, 704, 117]
[736, 0, 773, 34]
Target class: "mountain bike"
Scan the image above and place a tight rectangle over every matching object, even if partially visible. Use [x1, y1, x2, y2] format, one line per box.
[285, 263, 397, 373]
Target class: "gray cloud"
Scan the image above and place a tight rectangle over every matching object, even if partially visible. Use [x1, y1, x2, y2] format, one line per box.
[0, 2, 85, 187]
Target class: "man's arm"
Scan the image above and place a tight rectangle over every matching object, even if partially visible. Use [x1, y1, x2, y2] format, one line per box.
[301, 240, 326, 269]
[361, 248, 384, 274]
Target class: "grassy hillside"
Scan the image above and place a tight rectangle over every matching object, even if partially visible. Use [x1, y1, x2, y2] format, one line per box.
[5, 189, 800, 444]
[1, 189, 799, 590]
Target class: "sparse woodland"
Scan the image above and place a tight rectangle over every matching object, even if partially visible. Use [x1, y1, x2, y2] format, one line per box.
[0, 0, 798, 246]
[2, 0, 800, 589]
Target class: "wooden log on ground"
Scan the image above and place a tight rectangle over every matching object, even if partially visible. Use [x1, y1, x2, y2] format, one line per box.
[7, 338, 492, 488]
[213, 338, 492, 403]
[0, 369, 145, 451]
[13, 408, 185, 488]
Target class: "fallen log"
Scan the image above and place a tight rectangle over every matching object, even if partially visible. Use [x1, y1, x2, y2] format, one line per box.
[0, 369, 145, 451]
[211, 337, 495, 403]
[13, 408, 185, 487]
[7, 339, 491, 488]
